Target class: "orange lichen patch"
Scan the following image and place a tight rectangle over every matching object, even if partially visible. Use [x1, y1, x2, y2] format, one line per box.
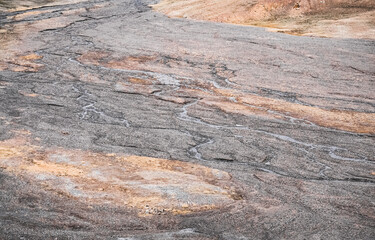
[26, 93, 39, 97]
[106, 56, 156, 70]
[78, 52, 157, 71]
[0, 62, 7, 71]
[19, 53, 43, 61]
[201, 99, 284, 121]
[89, 2, 111, 11]
[0, 145, 27, 159]
[78, 54, 375, 133]
[210, 88, 375, 133]
[0, 136, 242, 216]
[4, 59, 43, 72]
[182, 86, 374, 133]
[10, 10, 52, 21]
[176, 87, 214, 99]
[238, 94, 375, 134]
[62, 8, 87, 16]
[12, 129, 32, 135]
[30, 16, 80, 31]
[1, 53, 44, 72]
[156, 95, 191, 104]
[24, 160, 84, 177]
[0, 81, 10, 89]
[78, 52, 210, 80]
[1, 15, 83, 72]
[114, 82, 161, 95]
[77, 51, 111, 65]
[122, 56, 156, 64]
[0, 135, 34, 159]
[128, 77, 155, 85]
[79, 73, 108, 84]
[204, 87, 375, 134]
[19, 91, 39, 97]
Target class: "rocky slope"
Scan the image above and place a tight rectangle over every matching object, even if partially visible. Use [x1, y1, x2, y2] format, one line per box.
[0, 0, 374, 239]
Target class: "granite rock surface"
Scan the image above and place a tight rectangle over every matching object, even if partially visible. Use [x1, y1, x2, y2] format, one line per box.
[0, 0, 374, 239]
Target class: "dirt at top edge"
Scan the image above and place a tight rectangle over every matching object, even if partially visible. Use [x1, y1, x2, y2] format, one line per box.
[152, 0, 375, 39]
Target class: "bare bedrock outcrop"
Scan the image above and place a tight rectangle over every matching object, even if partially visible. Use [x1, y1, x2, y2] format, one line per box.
[0, 0, 374, 239]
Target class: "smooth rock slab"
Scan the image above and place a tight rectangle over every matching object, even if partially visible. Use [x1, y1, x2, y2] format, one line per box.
[0, 135, 243, 216]
[0, 0, 374, 239]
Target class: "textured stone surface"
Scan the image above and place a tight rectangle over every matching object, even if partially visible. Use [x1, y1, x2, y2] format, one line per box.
[0, 0, 374, 239]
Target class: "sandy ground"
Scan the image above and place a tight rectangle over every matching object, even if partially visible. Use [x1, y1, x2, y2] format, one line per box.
[153, 0, 375, 39]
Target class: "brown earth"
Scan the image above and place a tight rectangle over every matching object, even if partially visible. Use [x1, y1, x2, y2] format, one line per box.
[153, 0, 375, 38]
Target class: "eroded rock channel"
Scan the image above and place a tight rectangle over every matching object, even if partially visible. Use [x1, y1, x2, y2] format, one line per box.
[0, 0, 374, 239]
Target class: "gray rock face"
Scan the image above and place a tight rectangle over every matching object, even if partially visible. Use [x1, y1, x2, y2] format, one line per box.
[0, 0, 374, 239]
